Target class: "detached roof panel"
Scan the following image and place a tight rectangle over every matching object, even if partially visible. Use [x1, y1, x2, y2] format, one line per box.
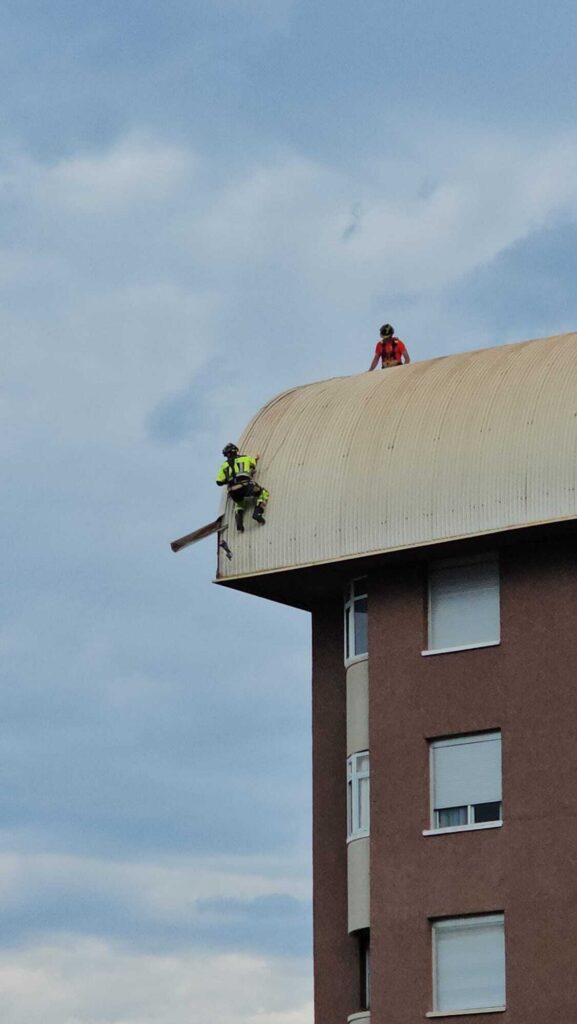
[216, 333, 577, 582]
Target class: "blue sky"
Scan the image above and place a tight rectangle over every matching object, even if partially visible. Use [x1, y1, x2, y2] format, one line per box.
[3, 1, 577, 1020]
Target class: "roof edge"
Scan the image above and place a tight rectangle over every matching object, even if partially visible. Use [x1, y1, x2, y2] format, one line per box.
[214, 512, 577, 587]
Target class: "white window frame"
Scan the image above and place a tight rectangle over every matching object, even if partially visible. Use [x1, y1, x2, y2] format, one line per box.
[344, 578, 368, 665]
[423, 553, 500, 656]
[425, 732, 503, 836]
[347, 751, 370, 841]
[429, 914, 506, 1017]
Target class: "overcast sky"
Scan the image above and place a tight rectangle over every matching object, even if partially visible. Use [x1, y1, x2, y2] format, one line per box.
[3, 1, 577, 1021]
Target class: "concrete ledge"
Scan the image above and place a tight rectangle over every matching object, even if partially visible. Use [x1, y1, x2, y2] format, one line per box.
[423, 821, 503, 837]
[421, 641, 500, 657]
[347, 1013, 370, 1023]
[426, 1007, 505, 1018]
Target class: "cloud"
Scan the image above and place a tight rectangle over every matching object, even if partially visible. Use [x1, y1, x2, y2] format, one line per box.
[0, 938, 312, 1024]
[339, 133, 577, 295]
[5, 127, 577, 438]
[3, 119, 577, 1021]
[3, 126, 577, 877]
[0, 851, 311, 955]
[36, 134, 194, 212]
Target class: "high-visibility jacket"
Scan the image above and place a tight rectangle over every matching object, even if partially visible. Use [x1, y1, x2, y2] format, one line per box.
[216, 455, 258, 486]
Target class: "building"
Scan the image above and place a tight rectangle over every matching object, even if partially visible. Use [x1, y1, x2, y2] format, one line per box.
[216, 332, 577, 1024]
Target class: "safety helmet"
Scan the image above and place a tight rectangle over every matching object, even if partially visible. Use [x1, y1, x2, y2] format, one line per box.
[223, 443, 239, 458]
[380, 324, 394, 338]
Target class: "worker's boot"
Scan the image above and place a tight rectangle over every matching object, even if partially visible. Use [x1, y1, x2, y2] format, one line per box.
[235, 509, 245, 532]
[252, 505, 266, 525]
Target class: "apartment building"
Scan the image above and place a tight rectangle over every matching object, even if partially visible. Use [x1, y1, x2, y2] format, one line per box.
[216, 332, 577, 1023]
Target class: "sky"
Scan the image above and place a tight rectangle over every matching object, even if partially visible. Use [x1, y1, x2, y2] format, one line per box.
[3, 1, 577, 1021]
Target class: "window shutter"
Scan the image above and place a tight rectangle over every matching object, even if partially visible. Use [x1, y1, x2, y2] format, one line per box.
[435, 915, 506, 1012]
[433, 734, 501, 811]
[429, 558, 500, 650]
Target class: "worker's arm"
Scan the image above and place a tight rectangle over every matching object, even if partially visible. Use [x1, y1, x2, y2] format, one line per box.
[397, 340, 410, 365]
[369, 343, 381, 371]
[216, 463, 231, 486]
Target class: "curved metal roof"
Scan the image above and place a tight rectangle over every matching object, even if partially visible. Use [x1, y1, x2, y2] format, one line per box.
[216, 332, 577, 581]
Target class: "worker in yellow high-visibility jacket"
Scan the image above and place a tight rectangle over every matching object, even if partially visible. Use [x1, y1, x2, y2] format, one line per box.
[216, 443, 270, 532]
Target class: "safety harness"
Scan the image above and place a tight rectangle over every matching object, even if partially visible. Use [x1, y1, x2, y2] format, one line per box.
[381, 339, 401, 367]
[226, 457, 252, 484]
[226, 457, 254, 500]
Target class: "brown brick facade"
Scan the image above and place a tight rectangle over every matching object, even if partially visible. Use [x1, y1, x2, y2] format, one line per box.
[311, 534, 577, 1023]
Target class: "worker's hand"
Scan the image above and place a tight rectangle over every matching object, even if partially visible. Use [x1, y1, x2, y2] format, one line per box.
[254, 453, 260, 462]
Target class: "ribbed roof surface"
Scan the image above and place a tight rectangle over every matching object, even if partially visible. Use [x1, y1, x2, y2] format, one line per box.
[216, 332, 577, 581]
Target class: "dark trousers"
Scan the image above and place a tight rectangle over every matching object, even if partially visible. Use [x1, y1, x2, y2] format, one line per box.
[228, 480, 270, 511]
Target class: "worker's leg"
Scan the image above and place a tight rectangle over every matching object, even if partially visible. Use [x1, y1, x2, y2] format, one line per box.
[254, 485, 269, 507]
[252, 484, 269, 524]
[228, 483, 248, 532]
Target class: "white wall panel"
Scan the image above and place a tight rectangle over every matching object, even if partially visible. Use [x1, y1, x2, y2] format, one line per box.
[346, 659, 369, 756]
[347, 836, 370, 933]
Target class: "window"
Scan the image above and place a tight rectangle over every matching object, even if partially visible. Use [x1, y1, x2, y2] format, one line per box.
[431, 914, 506, 1015]
[426, 555, 500, 654]
[344, 578, 368, 661]
[359, 930, 370, 1011]
[347, 751, 370, 840]
[429, 732, 502, 832]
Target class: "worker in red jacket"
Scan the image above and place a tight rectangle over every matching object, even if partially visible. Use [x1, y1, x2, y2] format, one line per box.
[369, 324, 410, 370]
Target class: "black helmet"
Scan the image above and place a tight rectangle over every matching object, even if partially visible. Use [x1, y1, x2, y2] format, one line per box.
[380, 324, 394, 338]
[223, 443, 239, 458]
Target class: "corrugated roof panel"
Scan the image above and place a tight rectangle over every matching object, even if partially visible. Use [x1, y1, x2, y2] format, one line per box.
[216, 333, 577, 581]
